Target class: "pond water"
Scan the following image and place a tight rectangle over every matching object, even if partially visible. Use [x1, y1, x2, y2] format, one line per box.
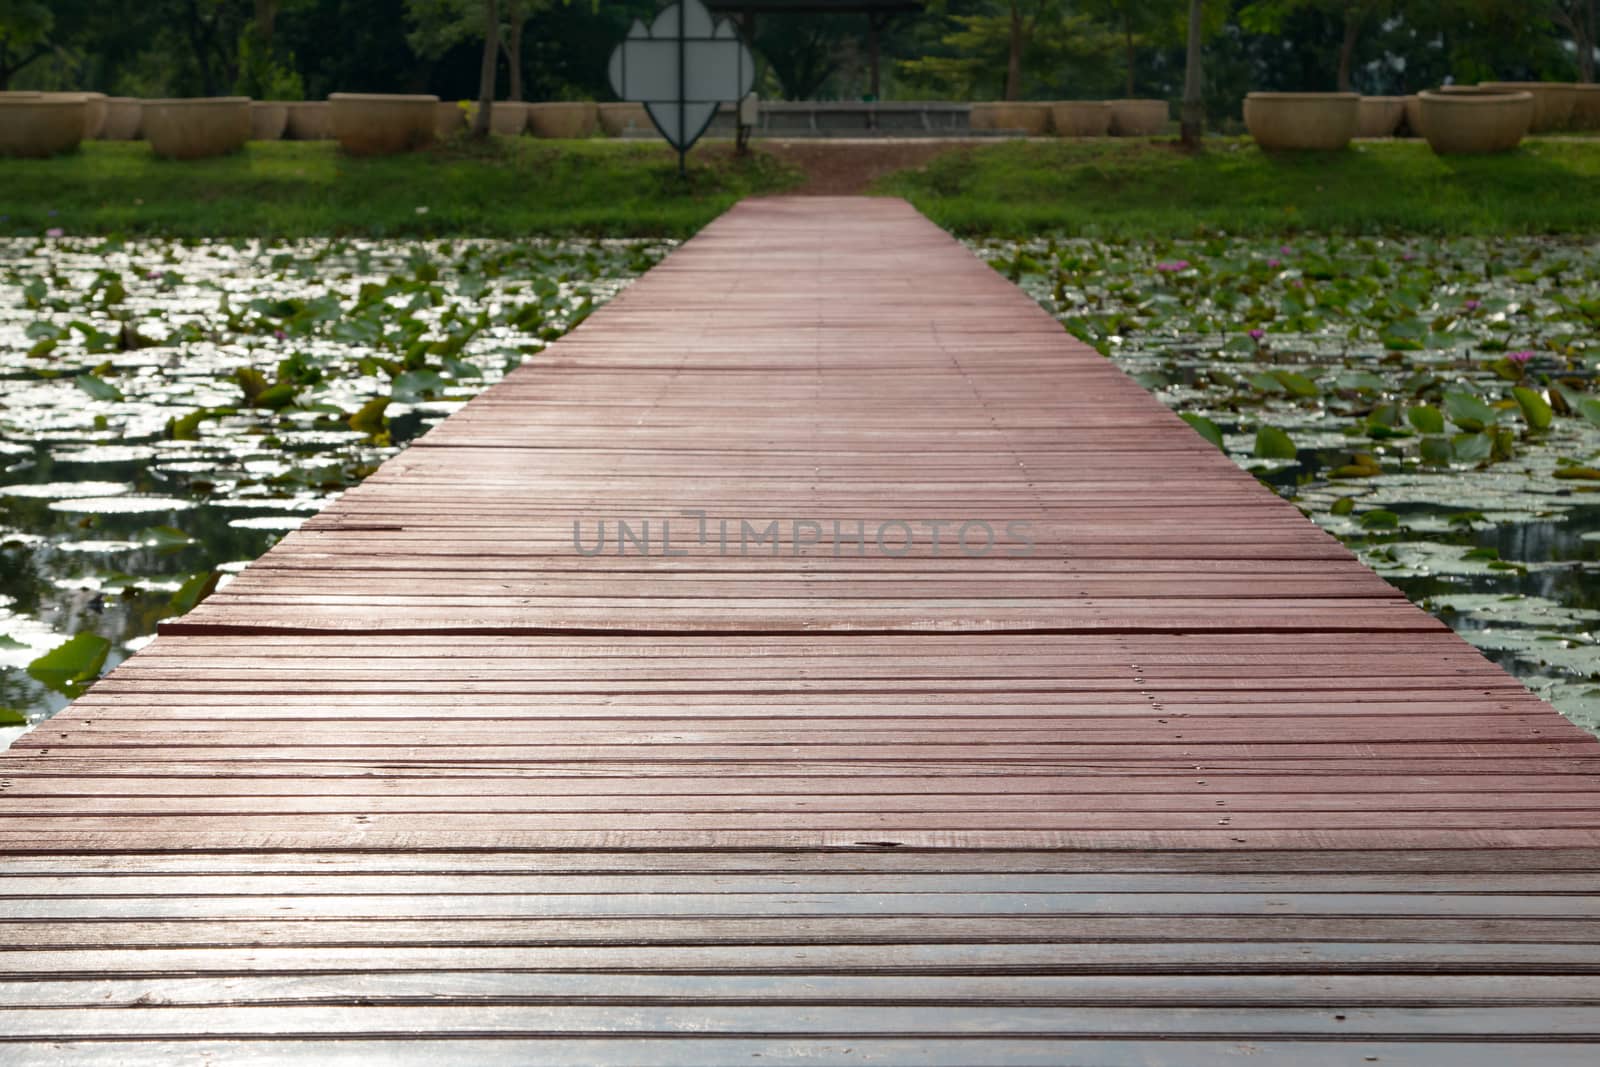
[0, 236, 669, 747]
[977, 234, 1600, 736]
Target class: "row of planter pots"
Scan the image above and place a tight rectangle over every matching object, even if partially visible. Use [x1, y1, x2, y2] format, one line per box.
[4, 90, 1180, 159]
[0, 94, 628, 159]
[970, 100, 1169, 137]
[1246, 82, 1600, 155]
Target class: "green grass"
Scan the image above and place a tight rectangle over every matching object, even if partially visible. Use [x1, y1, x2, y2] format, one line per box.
[874, 137, 1600, 237]
[11, 135, 1600, 239]
[0, 138, 801, 239]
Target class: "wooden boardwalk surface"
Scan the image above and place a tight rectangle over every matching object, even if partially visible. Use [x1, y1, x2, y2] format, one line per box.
[3, 197, 1600, 1062]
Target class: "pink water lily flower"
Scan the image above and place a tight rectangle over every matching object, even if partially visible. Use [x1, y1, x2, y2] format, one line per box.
[1156, 260, 1190, 273]
[45, 227, 64, 238]
[1508, 350, 1534, 366]
[1248, 329, 1265, 341]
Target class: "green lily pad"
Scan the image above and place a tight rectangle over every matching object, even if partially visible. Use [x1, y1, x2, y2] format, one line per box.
[1254, 426, 1297, 460]
[1444, 391, 1497, 433]
[1512, 386, 1554, 432]
[74, 373, 123, 402]
[26, 633, 111, 696]
[1179, 413, 1225, 451]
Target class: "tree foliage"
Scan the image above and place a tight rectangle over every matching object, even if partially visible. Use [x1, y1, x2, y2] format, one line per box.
[4, 0, 1594, 116]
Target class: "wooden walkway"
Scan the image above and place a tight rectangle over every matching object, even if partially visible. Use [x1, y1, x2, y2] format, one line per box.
[3, 198, 1600, 1063]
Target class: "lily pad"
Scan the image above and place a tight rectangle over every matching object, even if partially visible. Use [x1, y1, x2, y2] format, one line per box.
[26, 632, 111, 696]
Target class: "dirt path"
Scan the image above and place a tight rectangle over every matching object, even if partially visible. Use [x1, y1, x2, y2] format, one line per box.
[756, 138, 981, 195]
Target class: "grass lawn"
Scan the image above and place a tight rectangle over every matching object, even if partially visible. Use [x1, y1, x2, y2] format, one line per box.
[7, 135, 1600, 239]
[875, 137, 1600, 237]
[0, 137, 801, 239]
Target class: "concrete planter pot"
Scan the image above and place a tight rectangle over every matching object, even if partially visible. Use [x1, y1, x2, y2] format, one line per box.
[598, 102, 650, 137]
[487, 100, 529, 136]
[0, 95, 86, 158]
[969, 102, 1051, 134]
[1402, 94, 1424, 137]
[284, 101, 331, 140]
[1106, 99, 1168, 136]
[1049, 101, 1110, 137]
[249, 102, 289, 141]
[1418, 88, 1533, 154]
[143, 97, 250, 160]
[1573, 85, 1600, 131]
[1244, 92, 1359, 150]
[99, 97, 143, 140]
[1479, 82, 1578, 132]
[1357, 96, 1405, 138]
[528, 102, 598, 138]
[45, 92, 108, 138]
[328, 93, 438, 155]
[435, 101, 467, 139]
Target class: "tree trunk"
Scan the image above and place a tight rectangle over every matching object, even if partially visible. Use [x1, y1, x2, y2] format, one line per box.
[1582, 0, 1597, 83]
[1180, 0, 1204, 149]
[0, 46, 51, 90]
[185, 0, 219, 97]
[1005, 2, 1023, 101]
[1336, 6, 1363, 93]
[255, 1, 278, 42]
[502, 0, 524, 102]
[473, 0, 499, 138]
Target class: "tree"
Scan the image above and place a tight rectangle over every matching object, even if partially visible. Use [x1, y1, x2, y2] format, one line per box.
[1079, 0, 1171, 97]
[1547, 0, 1598, 81]
[1000, 1, 1063, 100]
[0, 0, 56, 88]
[1180, 0, 1203, 147]
[1239, 1, 1394, 92]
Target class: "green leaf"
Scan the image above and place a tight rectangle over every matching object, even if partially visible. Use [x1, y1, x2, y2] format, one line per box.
[1553, 466, 1600, 480]
[1331, 370, 1387, 393]
[255, 383, 299, 410]
[1578, 397, 1600, 429]
[1248, 372, 1287, 395]
[1330, 452, 1384, 478]
[1179, 413, 1225, 451]
[1253, 425, 1298, 460]
[1451, 432, 1493, 465]
[167, 408, 207, 441]
[0, 707, 25, 726]
[349, 397, 391, 436]
[1512, 386, 1553, 432]
[74, 374, 123, 402]
[140, 525, 194, 550]
[1419, 436, 1454, 466]
[1359, 509, 1400, 529]
[1270, 370, 1320, 398]
[1379, 317, 1428, 351]
[1330, 497, 1356, 516]
[392, 370, 447, 403]
[1443, 391, 1496, 433]
[234, 366, 270, 405]
[0, 635, 27, 650]
[168, 570, 220, 616]
[1407, 405, 1446, 435]
[26, 633, 111, 696]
